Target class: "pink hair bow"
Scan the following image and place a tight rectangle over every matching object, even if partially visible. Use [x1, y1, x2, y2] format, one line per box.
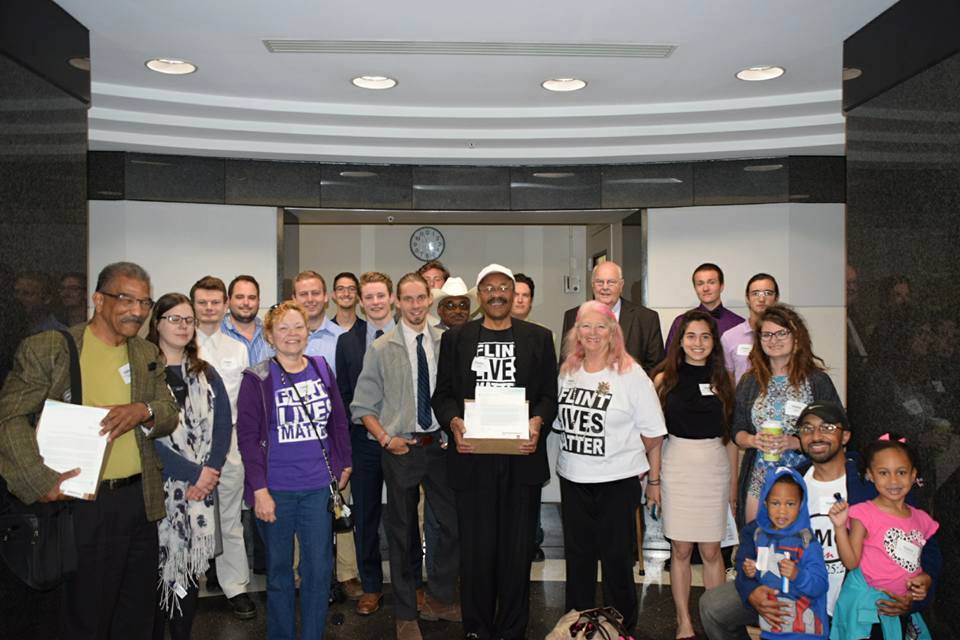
[878, 433, 907, 443]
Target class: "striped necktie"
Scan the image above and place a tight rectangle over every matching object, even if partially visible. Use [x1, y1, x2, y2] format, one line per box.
[416, 334, 432, 429]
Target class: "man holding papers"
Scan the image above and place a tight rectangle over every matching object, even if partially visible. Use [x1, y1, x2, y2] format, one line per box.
[432, 264, 558, 640]
[0, 261, 178, 639]
[351, 272, 461, 640]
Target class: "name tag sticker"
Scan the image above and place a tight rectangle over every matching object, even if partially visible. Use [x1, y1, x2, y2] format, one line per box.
[895, 538, 921, 565]
[221, 358, 237, 370]
[784, 400, 806, 417]
[119, 363, 131, 385]
[174, 583, 188, 599]
[562, 377, 576, 389]
[736, 343, 753, 357]
[471, 357, 489, 374]
[699, 383, 714, 396]
[932, 380, 945, 393]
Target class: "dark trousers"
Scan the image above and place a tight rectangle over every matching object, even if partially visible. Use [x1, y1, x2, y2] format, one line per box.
[382, 437, 459, 620]
[152, 584, 199, 640]
[456, 459, 540, 640]
[560, 475, 640, 630]
[350, 424, 385, 593]
[61, 478, 159, 640]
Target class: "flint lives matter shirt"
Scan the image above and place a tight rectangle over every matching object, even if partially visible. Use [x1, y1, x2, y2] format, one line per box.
[474, 327, 517, 389]
[267, 363, 333, 492]
[553, 364, 666, 484]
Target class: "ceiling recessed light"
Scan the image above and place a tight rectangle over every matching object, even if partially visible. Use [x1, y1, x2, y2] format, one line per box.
[735, 66, 785, 81]
[842, 67, 863, 81]
[145, 58, 197, 75]
[743, 163, 784, 172]
[351, 75, 397, 90]
[67, 57, 90, 71]
[541, 78, 587, 92]
[339, 171, 378, 178]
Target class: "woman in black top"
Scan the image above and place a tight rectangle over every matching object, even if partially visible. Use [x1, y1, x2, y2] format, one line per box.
[653, 310, 736, 640]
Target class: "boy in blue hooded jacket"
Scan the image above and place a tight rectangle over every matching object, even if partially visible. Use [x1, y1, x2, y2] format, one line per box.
[737, 466, 829, 639]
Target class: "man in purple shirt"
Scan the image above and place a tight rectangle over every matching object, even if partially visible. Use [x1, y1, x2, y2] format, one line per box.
[665, 263, 744, 350]
[720, 273, 780, 384]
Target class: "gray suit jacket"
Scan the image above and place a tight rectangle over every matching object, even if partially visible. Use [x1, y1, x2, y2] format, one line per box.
[350, 322, 444, 437]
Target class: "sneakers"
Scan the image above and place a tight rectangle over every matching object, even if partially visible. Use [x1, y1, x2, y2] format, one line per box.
[227, 592, 257, 620]
[418, 594, 463, 622]
[396, 619, 423, 640]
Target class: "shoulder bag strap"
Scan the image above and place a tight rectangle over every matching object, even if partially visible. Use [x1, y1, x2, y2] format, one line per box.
[57, 330, 82, 406]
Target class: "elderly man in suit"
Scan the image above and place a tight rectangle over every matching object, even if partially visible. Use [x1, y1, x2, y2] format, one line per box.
[561, 260, 664, 374]
[352, 273, 461, 640]
[0, 261, 178, 639]
[432, 263, 558, 640]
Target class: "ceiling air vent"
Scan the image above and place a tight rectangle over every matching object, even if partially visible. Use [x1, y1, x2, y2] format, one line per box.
[262, 40, 676, 58]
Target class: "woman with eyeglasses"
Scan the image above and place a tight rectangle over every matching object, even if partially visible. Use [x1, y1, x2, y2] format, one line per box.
[732, 304, 841, 525]
[236, 301, 352, 640]
[147, 293, 232, 640]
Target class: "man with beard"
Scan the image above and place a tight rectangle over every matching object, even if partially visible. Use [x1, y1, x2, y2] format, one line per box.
[432, 264, 558, 640]
[221, 275, 273, 367]
[432, 277, 475, 330]
[331, 272, 361, 331]
[699, 402, 942, 640]
[0, 261, 178, 638]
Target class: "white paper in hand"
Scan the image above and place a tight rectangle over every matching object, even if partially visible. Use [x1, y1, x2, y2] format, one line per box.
[35, 400, 111, 499]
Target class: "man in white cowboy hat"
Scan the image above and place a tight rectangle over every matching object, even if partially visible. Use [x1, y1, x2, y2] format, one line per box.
[431, 277, 477, 330]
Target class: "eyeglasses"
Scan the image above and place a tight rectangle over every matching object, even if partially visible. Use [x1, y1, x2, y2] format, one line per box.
[334, 285, 357, 294]
[479, 284, 513, 295]
[749, 289, 777, 299]
[593, 279, 622, 288]
[798, 422, 841, 435]
[759, 329, 791, 342]
[99, 291, 154, 310]
[160, 314, 196, 326]
[441, 300, 471, 311]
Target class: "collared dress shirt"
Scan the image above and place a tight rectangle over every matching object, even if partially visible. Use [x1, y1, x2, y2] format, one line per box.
[221, 314, 274, 367]
[665, 303, 745, 350]
[400, 321, 439, 433]
[720, 320, 755, 385]
[304, 316, 346, 372]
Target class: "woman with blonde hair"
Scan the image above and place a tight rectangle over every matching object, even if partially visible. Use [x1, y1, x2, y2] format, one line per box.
[553, 300, 666, 633]
[732, 304, 841, 525]
[236, 301, 352, 639]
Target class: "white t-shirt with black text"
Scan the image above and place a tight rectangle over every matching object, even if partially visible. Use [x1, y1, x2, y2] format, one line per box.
[553, 363, 667, 483]
[803, 467, 847, 616]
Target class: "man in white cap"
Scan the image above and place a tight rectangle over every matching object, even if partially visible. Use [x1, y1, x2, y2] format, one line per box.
[432, 277, 476, 330]
[432, 264, 558, 640]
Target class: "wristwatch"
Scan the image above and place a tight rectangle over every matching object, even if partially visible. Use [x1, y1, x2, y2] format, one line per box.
[143, 401, 154, 422]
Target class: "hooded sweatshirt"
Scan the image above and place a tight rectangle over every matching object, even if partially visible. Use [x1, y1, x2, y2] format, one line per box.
[747, 466, 830, 640]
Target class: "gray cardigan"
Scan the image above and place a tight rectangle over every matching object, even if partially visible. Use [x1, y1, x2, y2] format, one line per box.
[350, 322, 444, 437]
[732, 368, 841, 525]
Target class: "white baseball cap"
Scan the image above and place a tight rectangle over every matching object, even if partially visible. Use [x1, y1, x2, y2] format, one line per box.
[475, 264, 515, 286]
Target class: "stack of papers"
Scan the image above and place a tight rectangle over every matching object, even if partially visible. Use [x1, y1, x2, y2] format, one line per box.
[463, 387, 529, 454]
[36, 400, 111, 500]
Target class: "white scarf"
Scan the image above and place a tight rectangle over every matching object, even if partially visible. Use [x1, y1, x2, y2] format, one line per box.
[156, 364, 218, 615]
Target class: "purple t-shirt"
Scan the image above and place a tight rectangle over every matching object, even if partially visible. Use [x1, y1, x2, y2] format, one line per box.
[267, 361, 333, 492]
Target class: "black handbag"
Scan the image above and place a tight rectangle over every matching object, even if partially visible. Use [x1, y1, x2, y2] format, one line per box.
[274, 357, 354, 534]
[0, 329, 81, 591]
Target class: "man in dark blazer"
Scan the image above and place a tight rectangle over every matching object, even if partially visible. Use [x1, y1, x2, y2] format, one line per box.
[0, 261, 178, 639]
[561, 260, 664, 374]
[432, 263, 558, 640]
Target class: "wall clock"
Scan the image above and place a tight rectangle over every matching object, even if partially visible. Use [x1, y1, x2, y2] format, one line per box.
[410, 226, 445, 261]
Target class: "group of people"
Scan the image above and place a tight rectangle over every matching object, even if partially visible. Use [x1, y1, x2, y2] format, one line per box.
[0, 257, 943, 640]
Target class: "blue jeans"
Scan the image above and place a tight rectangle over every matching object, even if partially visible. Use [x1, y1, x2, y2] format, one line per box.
[257, 489, 333, 640]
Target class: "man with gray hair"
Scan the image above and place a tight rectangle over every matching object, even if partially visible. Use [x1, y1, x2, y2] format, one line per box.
[0, 261, 178, 638]
[560, 260, 664, 373]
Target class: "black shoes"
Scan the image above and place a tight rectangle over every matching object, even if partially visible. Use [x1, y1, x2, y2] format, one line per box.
[228, 592, 257, 620]
[533, 546, 545, 562]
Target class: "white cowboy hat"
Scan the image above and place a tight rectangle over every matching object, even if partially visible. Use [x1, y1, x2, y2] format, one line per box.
[431, 276, 478, 315]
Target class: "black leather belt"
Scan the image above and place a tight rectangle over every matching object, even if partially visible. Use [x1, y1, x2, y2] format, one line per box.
[408, 433, 437, 447]
[100, 474, 142, 490]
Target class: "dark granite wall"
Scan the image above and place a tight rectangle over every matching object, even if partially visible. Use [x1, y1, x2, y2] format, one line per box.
[0, 53, 88, 381]
[846, 49, 960, 636]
